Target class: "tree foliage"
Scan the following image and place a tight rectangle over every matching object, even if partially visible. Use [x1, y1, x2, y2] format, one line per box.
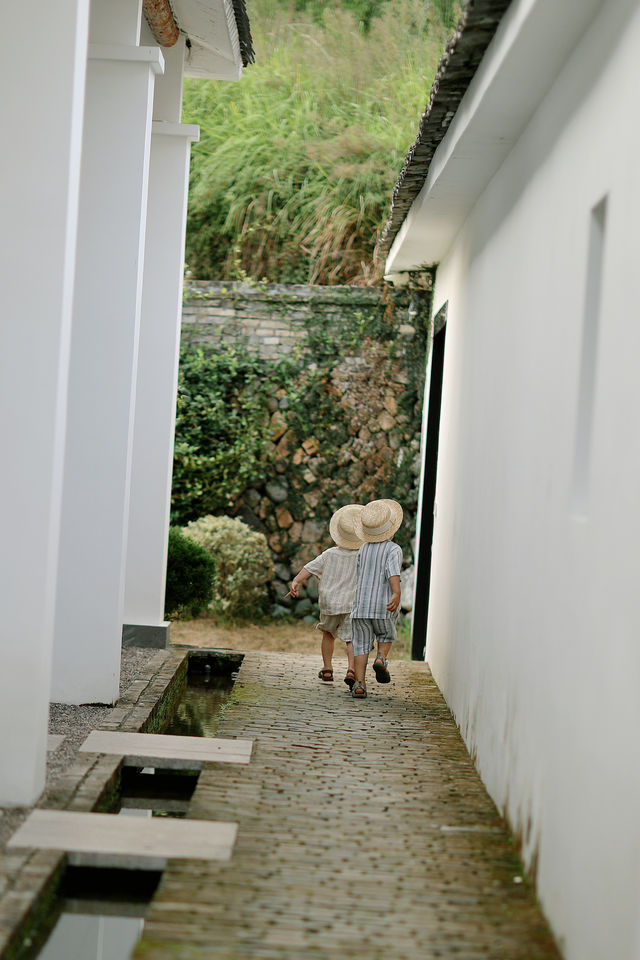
[291, 0, 460, 32]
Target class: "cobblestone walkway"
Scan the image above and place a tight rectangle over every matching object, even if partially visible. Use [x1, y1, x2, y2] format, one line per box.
[134, 652, 560, 959]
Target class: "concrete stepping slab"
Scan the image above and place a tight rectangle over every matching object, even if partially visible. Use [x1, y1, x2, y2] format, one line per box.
[47, 734, 65, 752]
[8, 809, 238, 870]
[79, 730, 253, 768]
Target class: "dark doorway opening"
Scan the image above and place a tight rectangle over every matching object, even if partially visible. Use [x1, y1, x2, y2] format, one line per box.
[411, 304, 447, 660]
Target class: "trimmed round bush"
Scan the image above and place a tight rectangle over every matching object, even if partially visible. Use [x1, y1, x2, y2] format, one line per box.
[183, 515, 274, 618]
[164, 526, 216, 618]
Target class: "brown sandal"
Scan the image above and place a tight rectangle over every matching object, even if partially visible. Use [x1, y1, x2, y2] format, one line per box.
[373, 657, 391, 684]
[318, 668, 334, 682]
[344, 669, 356, 690]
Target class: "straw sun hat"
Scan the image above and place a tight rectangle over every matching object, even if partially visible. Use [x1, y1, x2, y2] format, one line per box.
[329, 504, 365, 550]
[353, 499, 403, 543]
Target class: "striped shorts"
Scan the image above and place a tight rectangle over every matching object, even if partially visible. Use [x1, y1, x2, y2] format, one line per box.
[350, 617, 397, 657]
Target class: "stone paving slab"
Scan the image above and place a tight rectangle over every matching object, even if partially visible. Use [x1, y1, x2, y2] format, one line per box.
[7, 810, 237, 870]
[134, 652, 561, 959]
[79, 730, 253, 768]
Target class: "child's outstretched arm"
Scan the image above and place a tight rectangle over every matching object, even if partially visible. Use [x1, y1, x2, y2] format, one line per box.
[387, 575, 401, 612]
[289, 567, 312, 598]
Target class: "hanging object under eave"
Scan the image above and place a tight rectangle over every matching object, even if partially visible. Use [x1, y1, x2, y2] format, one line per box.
[143, 0, 181, 46]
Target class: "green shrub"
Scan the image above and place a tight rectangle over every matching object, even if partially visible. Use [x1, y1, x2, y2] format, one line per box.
[164, 526, 216, 618]
[183, 515, 274, 618]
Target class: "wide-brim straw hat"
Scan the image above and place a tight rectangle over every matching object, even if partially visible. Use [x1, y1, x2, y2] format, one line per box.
[329, 504, 365, 550]
[353, 499, 403, 543]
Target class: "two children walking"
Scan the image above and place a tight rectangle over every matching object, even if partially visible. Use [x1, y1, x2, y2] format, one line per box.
[289, 498, 403, 700]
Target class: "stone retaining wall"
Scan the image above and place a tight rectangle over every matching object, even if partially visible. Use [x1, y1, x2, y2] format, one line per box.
[182, 280, 414, 357]
[180, 280, 432, 615]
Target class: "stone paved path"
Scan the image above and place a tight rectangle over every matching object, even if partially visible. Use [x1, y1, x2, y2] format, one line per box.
[134, 652, 560, 959]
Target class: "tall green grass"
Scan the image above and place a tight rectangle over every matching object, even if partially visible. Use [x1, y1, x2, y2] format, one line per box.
[183, 0, 458, 284]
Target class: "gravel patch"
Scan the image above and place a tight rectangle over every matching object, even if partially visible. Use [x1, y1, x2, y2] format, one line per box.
[0, 648, 158, 848]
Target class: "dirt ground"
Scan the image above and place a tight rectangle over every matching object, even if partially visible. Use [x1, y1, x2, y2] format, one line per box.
[170, 616, 413, 659]
[170, 618, 315, 653]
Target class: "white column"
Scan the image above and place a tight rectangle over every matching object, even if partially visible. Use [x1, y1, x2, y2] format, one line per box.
[123, 41, 199, 647]
[0, 0, 89, 804]
[51, 1, 164, 704]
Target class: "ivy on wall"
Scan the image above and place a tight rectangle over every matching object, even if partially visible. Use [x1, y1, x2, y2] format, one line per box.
[172, 346, 274, 521]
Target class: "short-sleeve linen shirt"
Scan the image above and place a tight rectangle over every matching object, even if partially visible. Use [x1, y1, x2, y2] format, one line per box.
[304, 546, 360, 615]
[351, 540, 403, 619]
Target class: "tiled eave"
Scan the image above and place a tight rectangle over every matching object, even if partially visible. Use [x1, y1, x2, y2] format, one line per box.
[376, 0, 512, 265]
[232, 0, 254, 66]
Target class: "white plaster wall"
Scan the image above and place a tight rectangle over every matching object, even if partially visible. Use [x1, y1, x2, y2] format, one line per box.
[425, 2, 640, 958]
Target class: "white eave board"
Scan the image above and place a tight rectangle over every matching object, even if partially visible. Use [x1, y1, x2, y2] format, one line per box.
[173, 0, 243, 79]
[385, 0, 605, 274]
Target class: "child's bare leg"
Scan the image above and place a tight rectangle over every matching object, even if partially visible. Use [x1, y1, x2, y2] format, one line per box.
[373, 639, 393, 683]
[376, 641, 392, 661]
[345, 641, 355, 673]
[321, 631, 335, 671]
[343, 641, 356, 688]
[354, 653, 369, 685]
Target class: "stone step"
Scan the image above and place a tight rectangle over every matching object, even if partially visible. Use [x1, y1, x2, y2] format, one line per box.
[79, 729, 253, 768]
[8, 809, 237, 870]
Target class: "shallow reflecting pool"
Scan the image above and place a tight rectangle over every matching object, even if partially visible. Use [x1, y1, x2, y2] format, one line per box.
[37, 913, 143, 960]
[163, 666, 237, 738]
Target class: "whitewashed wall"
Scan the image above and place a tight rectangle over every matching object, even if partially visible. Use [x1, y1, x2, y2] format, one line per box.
[426, 2, 640, 958]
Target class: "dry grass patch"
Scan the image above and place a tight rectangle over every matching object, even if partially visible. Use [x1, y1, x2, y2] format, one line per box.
[169, 616, 413, 659]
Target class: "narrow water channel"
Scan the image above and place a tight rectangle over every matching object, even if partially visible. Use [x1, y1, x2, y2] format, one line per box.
[27, 652, 241, 960]
[163, 668, 236, 738]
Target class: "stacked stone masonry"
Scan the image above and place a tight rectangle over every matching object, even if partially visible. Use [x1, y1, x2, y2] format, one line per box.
[182, 281, 405, 359]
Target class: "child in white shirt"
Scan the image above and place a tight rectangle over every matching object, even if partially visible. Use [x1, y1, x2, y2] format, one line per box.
[289, 504, 364, 689]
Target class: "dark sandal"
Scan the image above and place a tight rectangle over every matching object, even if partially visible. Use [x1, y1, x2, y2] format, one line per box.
[352, 682, 367, 699]
[318, 668, 334, 682]
[344, 669, 356, 690]
[373, 657, 391, 684]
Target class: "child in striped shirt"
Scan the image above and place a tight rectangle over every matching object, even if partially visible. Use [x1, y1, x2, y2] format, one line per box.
[350, 499, 403, 699]
[289, 504, 364, 689]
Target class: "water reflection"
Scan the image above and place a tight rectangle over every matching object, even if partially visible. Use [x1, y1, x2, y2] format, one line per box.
[37, 913, 143, 960]
[35, 866, 161, 960]
[164, 671, 235, 738]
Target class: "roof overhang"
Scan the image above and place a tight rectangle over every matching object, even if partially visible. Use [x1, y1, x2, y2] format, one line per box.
[163, 0, 253, 80]
[382, 0, 605, 280]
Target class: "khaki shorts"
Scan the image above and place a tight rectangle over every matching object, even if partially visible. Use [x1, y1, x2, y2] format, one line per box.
[316, 613, 352, 643]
